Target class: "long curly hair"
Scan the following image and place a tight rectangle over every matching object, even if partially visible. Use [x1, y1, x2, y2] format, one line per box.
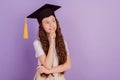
[38, 18, 67, 77]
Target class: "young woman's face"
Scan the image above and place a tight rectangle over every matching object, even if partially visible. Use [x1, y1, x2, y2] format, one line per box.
[42, 15, 57, 34]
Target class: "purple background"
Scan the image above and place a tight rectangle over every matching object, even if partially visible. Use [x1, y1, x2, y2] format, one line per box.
[0, 0, 120, 80]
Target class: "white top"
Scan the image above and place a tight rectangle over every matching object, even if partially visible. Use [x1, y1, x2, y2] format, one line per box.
[33, 39, 69, 66]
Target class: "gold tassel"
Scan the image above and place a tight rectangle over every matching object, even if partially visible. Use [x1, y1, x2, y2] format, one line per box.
[23, 18, 29, 39]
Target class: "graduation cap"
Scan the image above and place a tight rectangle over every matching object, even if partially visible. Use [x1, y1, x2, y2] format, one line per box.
[23, 4, 61, 39]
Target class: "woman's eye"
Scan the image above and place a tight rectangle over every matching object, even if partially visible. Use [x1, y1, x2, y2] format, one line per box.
[46, 21, 49, 24]
[53, 20, 55, 22]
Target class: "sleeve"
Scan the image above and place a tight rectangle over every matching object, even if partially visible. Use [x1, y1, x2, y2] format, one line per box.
[64, 40, 70, 55]
[33, 39, 45, 58]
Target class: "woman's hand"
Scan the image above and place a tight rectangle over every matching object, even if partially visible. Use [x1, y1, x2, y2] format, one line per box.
[49, 31, 56, 45]
[37, 66, 51, 74]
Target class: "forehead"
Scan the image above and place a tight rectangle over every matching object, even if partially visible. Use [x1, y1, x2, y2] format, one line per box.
[42, 15, 55, 21]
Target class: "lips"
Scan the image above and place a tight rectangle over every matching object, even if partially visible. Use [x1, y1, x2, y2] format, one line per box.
[49, 27, 55, 31]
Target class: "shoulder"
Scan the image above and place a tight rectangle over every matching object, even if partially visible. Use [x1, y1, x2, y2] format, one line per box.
[33, 39, 42, 46]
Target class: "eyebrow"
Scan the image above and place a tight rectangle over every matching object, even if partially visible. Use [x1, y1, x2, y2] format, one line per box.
[43, 19, 48, 22]
[51, 17, 55, 21]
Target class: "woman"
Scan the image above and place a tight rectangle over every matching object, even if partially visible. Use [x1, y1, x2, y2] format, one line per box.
[27, 4, 71, 80]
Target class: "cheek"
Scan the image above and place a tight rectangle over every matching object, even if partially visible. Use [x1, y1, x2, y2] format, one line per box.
[43, 26, 51, 33]
[55, 25, 57, 31]
[43, 24, 48, 30]
[54, 26, 57, 31]
[44, 27, 49, 31]
[53, 23, 57, 29]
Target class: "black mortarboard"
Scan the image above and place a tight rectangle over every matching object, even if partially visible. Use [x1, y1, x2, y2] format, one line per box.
[27, 4, 61, 24]
[23, 4, 61, 39]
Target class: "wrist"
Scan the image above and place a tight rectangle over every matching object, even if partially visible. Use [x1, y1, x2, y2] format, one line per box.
[50, 42, 55, 46]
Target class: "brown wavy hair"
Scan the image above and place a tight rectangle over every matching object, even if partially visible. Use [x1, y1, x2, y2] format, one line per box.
[38, 18, 67, 77]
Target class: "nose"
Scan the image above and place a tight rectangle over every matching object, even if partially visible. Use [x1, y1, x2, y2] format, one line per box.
[49, 22, 53, 27]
